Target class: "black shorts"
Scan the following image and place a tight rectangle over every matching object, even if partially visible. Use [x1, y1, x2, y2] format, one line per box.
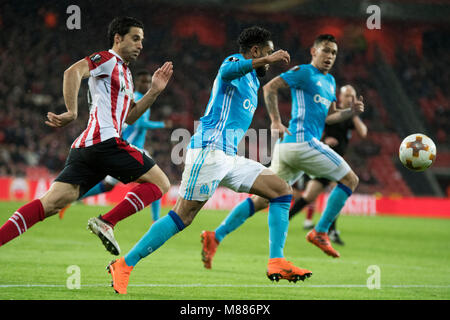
[304, 175, 331, 188]
[55, 137, 156, 198]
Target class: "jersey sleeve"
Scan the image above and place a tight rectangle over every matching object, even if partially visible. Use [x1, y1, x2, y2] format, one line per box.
[219, 56, 254, 81]
[137, 117, 165, 130]
[85, 51, 115, 77]
[279, 65, 311, 89]
[331, 77, 337, 102]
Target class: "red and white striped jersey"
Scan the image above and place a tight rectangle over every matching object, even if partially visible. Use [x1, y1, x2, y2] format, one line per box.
[72, 49, 134, 148]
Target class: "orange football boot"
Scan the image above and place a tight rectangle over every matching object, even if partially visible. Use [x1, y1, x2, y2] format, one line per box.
[266, 258, 312, 283]
[306, 229, 340, 258]
[106, 257, 133, 294]
[58, 204, 71, 219]
[201, 230, 219, 269]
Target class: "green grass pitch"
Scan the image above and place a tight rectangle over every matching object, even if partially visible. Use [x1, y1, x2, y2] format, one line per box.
[0, 201, 449, 300]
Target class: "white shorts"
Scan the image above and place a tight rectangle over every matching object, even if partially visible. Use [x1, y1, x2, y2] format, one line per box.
[269, 138, 351, 185]
[179, 148, 266, 201]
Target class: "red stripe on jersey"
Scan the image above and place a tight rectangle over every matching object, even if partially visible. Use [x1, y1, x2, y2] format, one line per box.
[72, 134, 82, 149]
[110, 63, 120, 133]
[119, 65, 130, 134]
[92, 107, 101, 144]
[79, 113, 94, 148]
[86, 51, 114, 71]
[115, 138, 144, 165]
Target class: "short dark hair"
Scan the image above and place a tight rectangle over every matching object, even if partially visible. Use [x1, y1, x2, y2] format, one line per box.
[108, 17, 144, 47]
[237, 26, 272, 53]
[136, 69, 151, 77]
[313, 34, 337, 47]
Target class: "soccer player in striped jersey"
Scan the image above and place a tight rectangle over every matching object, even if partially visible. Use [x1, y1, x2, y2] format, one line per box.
[0, 17, 173, 255]
[107, 26, 312, 294]
[201, 35, 365, 266]
[59, 70, 171, 223]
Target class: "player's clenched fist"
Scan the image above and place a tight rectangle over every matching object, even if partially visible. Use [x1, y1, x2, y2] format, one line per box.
[267, 49, 290, 65]
[351, 95, 364, 115]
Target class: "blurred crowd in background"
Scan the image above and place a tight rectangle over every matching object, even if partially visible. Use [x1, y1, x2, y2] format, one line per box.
[0, 1, 449, 196]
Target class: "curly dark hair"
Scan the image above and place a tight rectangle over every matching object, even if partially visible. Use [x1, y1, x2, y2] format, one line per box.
[237, 26, 272, 53]
[108, 17, 144, 47]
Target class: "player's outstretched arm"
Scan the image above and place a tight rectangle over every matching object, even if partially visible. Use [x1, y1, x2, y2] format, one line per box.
[46, 59, 90, 128]
[326, 96, 365, 125]
[253, 49, 290, 69]
[263, 76, 291, 140]
[126, 62, 173, 125]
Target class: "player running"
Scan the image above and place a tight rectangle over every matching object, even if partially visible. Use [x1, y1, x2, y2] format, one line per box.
[201, 34, 365, 268]
[289, 85, 368, 245]
[0, 17, 173, 255]
[59, 70, 171, 223]
[106, 26, 313, 294]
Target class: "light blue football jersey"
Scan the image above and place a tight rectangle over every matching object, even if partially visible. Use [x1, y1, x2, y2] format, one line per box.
[122, 91, 165, 149]
[189, 53, 259, 155]
[280, 64, 337, 143]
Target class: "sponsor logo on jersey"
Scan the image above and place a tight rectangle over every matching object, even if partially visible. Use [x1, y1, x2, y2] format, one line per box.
[313, 94, 332, 108]
[228, 57, 240, 62]
[243, 99, 256, 114]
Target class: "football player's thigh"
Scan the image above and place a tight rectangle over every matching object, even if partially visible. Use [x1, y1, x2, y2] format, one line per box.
[221, 157, 290, 200]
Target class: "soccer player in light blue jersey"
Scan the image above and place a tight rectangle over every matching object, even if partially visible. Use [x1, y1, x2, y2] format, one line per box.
[201, 34, 365, 265]
[107, 26, 313, 294]
[59, 70, 171, 222]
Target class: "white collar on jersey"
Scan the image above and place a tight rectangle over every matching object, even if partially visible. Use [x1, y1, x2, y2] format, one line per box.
[108, 49, 125, 63]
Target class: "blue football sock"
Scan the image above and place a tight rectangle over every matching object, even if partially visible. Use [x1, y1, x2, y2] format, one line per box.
[124, 210, 185, 267]
[151, 199, 161, 222]
[268, 195, 292, 259]
[215, 198, 255, 243]
[80, 181, 106, 199]
[315, 183, 352, 233]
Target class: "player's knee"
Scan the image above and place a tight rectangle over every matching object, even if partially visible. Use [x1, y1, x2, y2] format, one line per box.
[250, 195, 269, 212]
[303, 193, 315, 204]
[341, 171, 359, 191]
[157, 177, 171, 195]
[177, 209, 196, 227]
[41, 191, 77, 217]
[275, 181, 292, 198]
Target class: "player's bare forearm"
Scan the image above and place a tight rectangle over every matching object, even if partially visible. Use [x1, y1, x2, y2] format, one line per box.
[126, 89, 160, 124]
[263, 76, 289, 123]
[326, 96, 364, 125]
[325, 108, 353, 124]
[47, 59, 90, 128]
[63, 59, 90, 118]
[353, 116, 368, 138]
[127, 61, 173, 125]
[264, 89, 281, 122]
[253, 50, 290, 69]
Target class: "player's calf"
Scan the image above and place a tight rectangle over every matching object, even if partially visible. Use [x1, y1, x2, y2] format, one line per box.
[40, 182, 80, 217]
[0, 199, 45, 247]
